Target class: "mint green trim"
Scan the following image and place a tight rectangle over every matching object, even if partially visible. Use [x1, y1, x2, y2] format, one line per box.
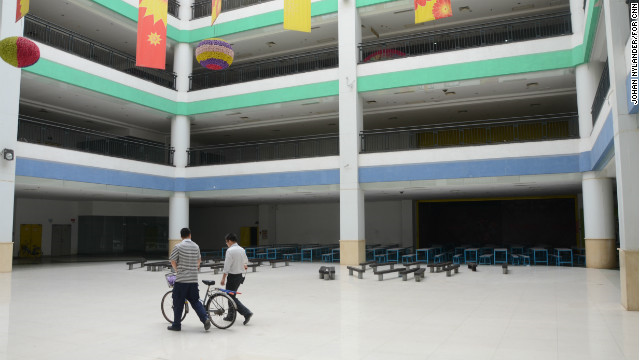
[358, 49, 581, 92]
[177, 81, 338, 115]
[356, 0, 399, 8]
[24, 58, 177, 114]
[23, 58, 337, 116]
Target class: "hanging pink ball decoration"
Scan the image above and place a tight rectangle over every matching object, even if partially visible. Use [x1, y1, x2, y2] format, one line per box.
[0, 36, 40, 68]
[195, 38, 234, 70]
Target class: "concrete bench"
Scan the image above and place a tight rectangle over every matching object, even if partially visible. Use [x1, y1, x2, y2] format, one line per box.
[443, 264, 460, 277]
[209, 263, 224, 274]
[247, 263, 260, 272]
[373, 267, 402, 281]
[347, 266, 366, 279]
[270, 259, 290, 268]
[358, 261, 376, 271]
[369, 262, 396, 272]
[145, 261, 170, 272]
[319, 266, 335, 280]
[502, 263, 508, 274]
[398, 267, 420, 281]
[414, 268, 426, 282]
[402, 261, 422, 269]
[427, 262, 451, 273]
[467, 262, 477, 271]
[126, 259, 145, 270]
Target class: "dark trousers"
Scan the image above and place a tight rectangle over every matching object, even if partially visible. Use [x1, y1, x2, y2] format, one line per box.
[172, 282, 208, 328]
[225, 273, 251, 317]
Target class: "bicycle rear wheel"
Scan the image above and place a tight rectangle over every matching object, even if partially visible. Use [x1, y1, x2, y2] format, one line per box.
[161, 290, 188, 323]
[206, 292, 237, 329]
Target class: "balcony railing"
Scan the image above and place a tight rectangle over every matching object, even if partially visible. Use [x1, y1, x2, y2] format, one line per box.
[24, 15, 177, 90]
[18, 116, 175, 166]
[359, 12, 572, 63]
[169, 0, 180, 19]
[360, 113, 579, 153]
[592, 60, 610, 126]
[189, 47, 338, 90]
[187, 134, 339, 166]
[191, 0, 275, 19]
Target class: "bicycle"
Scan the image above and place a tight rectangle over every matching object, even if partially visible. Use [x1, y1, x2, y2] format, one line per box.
[161, 273, 238, 329]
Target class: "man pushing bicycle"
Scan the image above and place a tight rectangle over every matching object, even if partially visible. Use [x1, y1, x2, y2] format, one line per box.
[167, 228, 212, 331]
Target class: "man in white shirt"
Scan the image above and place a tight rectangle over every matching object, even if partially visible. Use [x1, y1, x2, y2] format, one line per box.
[221, 233, 253, 325]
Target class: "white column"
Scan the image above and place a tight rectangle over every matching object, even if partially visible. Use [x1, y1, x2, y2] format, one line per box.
[0, 1, 24, 272]
[178, 0, 194, 21]
[338, 0, 365, 266]
[174, 42, 193, 93]
[582, 172, 616, 268]
[603, 0, 639, 310]
[171, 115, 190, 168]
[576, 63, 603, 137]
[168, 192, 189, 255]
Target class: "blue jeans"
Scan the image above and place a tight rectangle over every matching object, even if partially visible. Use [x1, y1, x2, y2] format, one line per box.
[172, 282, 208, 328]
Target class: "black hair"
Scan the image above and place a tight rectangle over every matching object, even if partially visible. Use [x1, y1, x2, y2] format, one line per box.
[180, 228, 191, 238]
[225, 233, 238, 242]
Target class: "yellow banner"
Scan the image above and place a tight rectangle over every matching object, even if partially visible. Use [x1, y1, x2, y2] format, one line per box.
[284, 0, 310, 33]
[415, 0, 452, 25]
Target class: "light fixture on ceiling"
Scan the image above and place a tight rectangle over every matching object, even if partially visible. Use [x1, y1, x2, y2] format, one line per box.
[2, 148, 14, 161]
[266, 41, 276, 47]
[366, 100, 377, 104]
[458, 6, 471, 12]
[526, 82, 539, 88]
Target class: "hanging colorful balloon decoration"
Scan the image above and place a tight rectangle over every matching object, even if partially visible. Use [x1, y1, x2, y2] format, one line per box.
[195, 38, 234, 70]
[0, 36, 40, 68]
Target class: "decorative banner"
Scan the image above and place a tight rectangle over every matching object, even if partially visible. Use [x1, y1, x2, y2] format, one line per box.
[16, 0, 30, 22]
[136, 0, 168, 69]
[211, 0, 222, 25]
[284, 0, 310, 33]
[415, 0, 452, 24]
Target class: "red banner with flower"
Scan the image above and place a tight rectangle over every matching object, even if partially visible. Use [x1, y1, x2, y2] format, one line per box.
[414, 0, 452, 24]
[136, 0, 168, 69]
[16, 0, 30, 22]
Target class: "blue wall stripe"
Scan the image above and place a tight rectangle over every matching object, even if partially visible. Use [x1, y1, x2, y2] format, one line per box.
[16, 139, 617, 191]
[359, 154, 582, 183]
[178, 169, 340, 192]
[16, 158, 175, 191]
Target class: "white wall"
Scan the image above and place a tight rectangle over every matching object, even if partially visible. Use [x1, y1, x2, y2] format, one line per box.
[365, 201, 405, 246]
[275, 202, 340, 245]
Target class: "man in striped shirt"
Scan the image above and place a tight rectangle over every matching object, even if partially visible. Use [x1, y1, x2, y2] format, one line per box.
[167, 228, 211, 331]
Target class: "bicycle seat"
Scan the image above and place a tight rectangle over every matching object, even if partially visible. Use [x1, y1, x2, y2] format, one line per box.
[202, 280, 216, 286]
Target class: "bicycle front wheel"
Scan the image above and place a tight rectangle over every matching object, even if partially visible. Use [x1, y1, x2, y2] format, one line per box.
[161, 290, 188, 323]
[206, 292, 237, 329]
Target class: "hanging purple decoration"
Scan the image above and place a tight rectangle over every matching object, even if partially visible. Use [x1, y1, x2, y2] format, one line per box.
[195, 38, 234, 70]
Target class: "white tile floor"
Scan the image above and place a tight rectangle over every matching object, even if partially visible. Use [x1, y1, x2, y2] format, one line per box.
[0, 261, 637, 360]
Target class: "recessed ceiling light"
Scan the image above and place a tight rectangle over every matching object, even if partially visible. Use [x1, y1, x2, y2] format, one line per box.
[266, 41, 276, 47]
[240, 116, 249, 119]
[444, 91, 456, 95]
[526, 82, 539, 88]
[458, 6, 471, 12]
[302, 101, 320, 106]
[366, 100, 377, 104]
